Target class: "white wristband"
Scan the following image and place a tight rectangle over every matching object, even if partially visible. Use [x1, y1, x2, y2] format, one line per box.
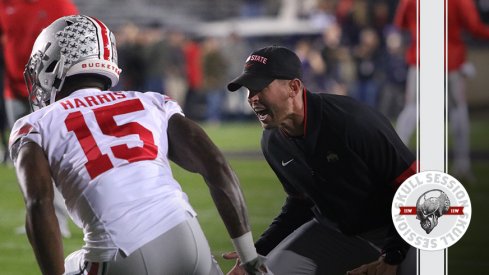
[231, 231, 258, 264]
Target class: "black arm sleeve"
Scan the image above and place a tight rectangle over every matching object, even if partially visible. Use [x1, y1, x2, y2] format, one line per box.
[255, 196, 314, 256]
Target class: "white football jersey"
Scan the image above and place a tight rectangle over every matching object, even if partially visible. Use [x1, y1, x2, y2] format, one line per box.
[9, 88, 197, 261]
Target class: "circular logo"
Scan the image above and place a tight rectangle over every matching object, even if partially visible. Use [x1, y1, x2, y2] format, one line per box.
[391, 171, 471, 251]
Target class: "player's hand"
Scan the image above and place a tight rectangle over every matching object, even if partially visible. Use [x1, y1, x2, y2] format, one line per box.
[346, 256, 398, 275]
[223, 251, 245, 275]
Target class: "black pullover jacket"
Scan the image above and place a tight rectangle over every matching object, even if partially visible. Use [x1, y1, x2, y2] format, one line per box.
[255, 90, 416, 258]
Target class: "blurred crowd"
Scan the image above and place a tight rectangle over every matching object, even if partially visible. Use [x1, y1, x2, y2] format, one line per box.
[108, 0, 408, 123]
[1, 0, 488, 167]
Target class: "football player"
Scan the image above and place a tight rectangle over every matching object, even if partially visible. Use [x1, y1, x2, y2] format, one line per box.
[10, 15, 266, 275]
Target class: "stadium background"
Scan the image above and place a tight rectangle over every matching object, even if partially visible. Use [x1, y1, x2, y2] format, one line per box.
[0, 0, 488, 274]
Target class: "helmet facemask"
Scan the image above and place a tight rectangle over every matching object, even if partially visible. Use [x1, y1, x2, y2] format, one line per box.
[24, 43, 67, 111]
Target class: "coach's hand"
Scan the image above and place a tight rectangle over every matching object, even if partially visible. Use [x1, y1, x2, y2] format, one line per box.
[223, 251, 270, 275]
[241, 255, 269, 275]
[346, 256, 398, 275]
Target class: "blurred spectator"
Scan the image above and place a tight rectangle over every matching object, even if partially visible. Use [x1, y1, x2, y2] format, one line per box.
[336, 0, 370, 46]
[392, 0, 417, 151]
[394, 0, 489, 182]
[351, 28, 383, 107]
[201, 37, 229, 124]
[163, 30, 188, 108]
[0, 0, 77, 128]
[319, 22, 351, 95]
[0, 110, 6, 164]
[141, 21, 167, 94]
[222, 32, 252, 120]
[336, 0, 391, 48]
[115, 22, 146, 91]
[0, 46, 7, 164]
[308, 0, 336, 30]
[378, 29, 408, 120]
[371, 0, 390, 47]
[295, 39, 326, 92]
[0, 0, 77, 238]
[478, 0, 489, 23]
[183, 37, 205, 121]
[240, 0, 266, 18]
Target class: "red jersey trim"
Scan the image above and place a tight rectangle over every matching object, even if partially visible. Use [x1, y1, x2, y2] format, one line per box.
[87, 262, 99, 275]
[8, 124, 33, 147]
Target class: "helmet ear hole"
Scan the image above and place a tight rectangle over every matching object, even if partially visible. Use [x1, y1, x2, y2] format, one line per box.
[45, 61, 58, 73]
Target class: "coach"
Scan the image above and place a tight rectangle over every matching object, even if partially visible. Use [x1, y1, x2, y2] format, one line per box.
[225, 46, 417, 275]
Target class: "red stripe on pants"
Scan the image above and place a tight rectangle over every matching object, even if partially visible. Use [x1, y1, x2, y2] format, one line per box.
[88, 262, 99, 275]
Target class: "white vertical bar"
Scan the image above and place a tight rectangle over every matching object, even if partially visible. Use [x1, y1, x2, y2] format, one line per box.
[418, 0, 447, 274]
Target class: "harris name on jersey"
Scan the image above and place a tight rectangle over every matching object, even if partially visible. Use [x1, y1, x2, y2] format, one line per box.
[59, 91, 127, 110]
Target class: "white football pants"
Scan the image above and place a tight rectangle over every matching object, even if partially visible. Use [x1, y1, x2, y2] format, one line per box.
[64, 215, 223, 275]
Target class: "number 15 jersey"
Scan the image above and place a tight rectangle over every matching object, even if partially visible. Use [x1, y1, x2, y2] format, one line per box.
[9, 88, 197, 261]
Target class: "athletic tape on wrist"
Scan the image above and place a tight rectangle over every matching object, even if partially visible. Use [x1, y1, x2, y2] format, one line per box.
[231, 231, 258, 264]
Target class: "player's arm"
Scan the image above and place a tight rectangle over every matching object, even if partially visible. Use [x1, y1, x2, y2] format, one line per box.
[167, 114, 260, 268]
[393, 0, 410, 30]
[224, 161, 313, 274]
[459, 0, 489, 38]
[14, 142, 64, 275]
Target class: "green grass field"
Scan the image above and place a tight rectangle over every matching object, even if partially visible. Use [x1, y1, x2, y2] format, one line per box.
[0, 119, 487, 274]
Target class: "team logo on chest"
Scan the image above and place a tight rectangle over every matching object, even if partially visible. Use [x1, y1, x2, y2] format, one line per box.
[326, 151, 339, 163]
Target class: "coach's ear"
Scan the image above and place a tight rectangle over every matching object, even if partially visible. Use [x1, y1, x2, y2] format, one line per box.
[288, 78, 302, 98]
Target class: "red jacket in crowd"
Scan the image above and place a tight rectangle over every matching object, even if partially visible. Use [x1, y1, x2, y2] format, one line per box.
[394, 0, 489, 71]
[0, 0, 78, 100]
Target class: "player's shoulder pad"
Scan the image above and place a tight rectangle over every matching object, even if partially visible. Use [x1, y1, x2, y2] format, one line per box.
[8, 120, 41, 162]
[160, 94, 183, 113]
[8, 111, 44, 148]
[9, 123, 34, 149]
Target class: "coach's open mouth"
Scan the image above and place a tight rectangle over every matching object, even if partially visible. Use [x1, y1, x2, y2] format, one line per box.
[254, 108, 270, 121]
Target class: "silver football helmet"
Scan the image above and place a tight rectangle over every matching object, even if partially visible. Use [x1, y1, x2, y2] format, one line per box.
[24, 15, 121, 110]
